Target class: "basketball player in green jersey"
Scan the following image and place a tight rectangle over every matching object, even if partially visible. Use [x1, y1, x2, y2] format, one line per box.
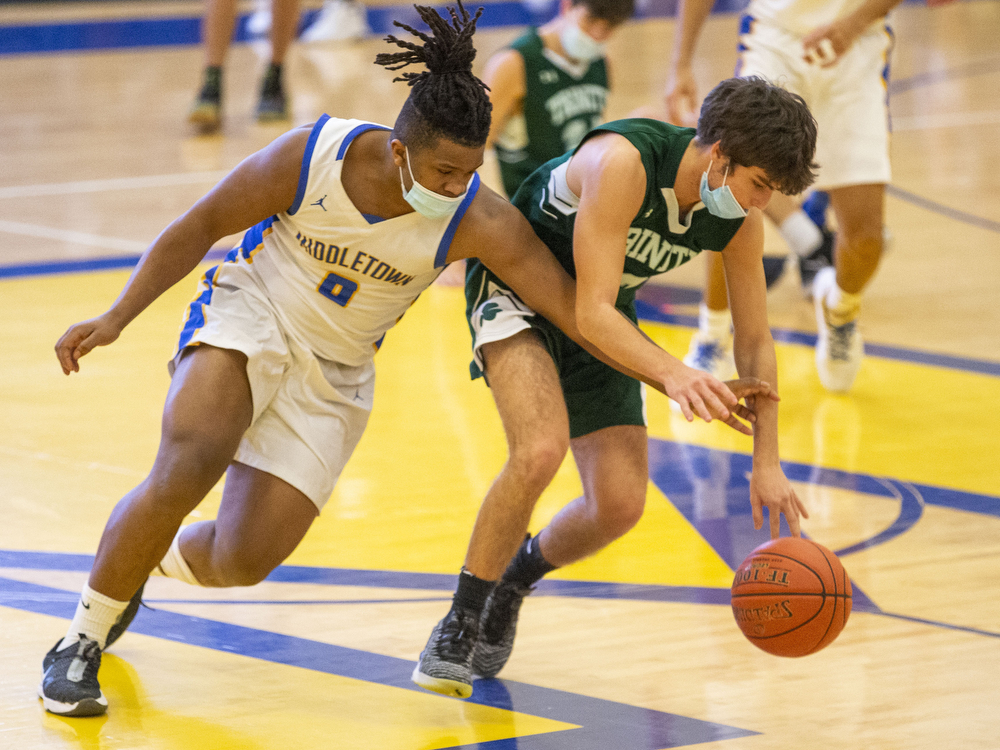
[485, 0, 634, 198]
[414, 77, 816, 698]
[434, 0, 633, 287]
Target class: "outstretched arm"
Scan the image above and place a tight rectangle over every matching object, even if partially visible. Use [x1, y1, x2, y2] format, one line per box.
[723, 210, 809, 537]
[570, 133, 758, 425]
[451, 185, 775, 434]
[55, 126, 309, 374]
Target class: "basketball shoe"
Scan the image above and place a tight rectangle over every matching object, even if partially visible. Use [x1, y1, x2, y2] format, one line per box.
[300, 0, 368, 42]
[38, 636, 107, 717]
[105, 579, 146, 649]
[188, 68, 222, 132]
[256, 64, 288, 123]
[814, 267, 863, 392]
[471, 580, 533, 679]
[798, 227, 835, 299]
[412, 605, 480, 698]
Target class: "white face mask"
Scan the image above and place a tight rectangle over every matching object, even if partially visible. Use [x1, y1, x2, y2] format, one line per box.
[559, 21, 606, 63]
[699, 160, 748, 220]
[399, 147, 470, 220]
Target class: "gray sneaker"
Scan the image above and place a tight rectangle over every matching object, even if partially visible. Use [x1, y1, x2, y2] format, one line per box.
[38, 636, 107, 716]
[412, 606, 480, 698]
[105, 579, 146, 650]
[471, 581, 533, 679]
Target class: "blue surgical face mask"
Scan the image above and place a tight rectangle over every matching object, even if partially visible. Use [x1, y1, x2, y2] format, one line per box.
[699, 160, 748, 220]
[559, 21, 606, 63]
[399, 148, 470, 220]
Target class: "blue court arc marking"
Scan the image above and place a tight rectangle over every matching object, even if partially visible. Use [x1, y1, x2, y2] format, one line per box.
[4, 432, 1000, 640]
[1, 576, 756, 749]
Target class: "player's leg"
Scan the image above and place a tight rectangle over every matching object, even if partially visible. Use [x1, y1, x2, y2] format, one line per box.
[40, 345, 252, 717]
[190, 0, 238, 129]
[174, 462, 318, 587]
[472, 424, 648, 680]
[764, 191, 834, 296]
[257, 0, 300, 122]
[806, 22, 892, 392]
[536, 425, 648, 565]
[813, 183, 884, 391]
[414, 329, 570, 698]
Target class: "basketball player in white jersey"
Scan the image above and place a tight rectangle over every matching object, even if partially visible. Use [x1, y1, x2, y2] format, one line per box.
[38, 2, 778, 718]
[666, 0, 900, 392]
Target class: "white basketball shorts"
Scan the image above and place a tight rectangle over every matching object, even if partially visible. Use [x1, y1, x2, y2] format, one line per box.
[169, 257, 373, 510]
[737, 16, 893, 190]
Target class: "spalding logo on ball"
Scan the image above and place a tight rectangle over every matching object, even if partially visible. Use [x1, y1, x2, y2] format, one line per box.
[731, 537, 852, 657]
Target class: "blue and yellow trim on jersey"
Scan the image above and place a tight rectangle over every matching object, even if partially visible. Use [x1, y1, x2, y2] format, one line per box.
[176, 263, 220, 353]
[174, 215, 273, 354]
[239, 215, 276, 264]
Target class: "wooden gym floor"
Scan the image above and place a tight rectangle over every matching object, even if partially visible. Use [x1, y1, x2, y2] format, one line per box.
[1, 1, 998, 747]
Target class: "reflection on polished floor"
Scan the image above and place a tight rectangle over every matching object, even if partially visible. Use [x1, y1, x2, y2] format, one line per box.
[1, 1, 999, 748]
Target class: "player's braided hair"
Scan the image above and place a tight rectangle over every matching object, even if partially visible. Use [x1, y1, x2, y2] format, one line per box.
[375, 1, 492, 149]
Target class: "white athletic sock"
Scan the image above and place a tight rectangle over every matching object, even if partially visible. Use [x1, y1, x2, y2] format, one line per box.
[824, 282, 862, 326]
[780, 210, 823, 257]
[699, 303, 732, 340]
[155, 526, 203, 586]
[61, 584, 130, 650]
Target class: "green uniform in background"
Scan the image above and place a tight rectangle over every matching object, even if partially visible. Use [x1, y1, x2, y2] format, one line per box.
[494, 28, 608, 198]
[469, 119, 746, 437]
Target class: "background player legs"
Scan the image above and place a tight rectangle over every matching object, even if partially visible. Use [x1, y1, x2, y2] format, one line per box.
[179, 462, 319, 587]
[463, 331, 570, 582]
[812, 182, 884, 392]
[202, 0, 238, 69]
[534, 424, 648, 567]
[828, 183, 885, 294]
[685, 191, 831, 380]
[191, 0, 300, 128]
[87, 344, 253, 602]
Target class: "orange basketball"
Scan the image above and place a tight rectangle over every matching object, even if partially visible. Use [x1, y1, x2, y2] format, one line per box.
[731, 537, 852, 657]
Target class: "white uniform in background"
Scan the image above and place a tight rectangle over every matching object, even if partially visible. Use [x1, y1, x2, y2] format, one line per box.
[739, 0, 894, 189]
[172, 116, 481, 508]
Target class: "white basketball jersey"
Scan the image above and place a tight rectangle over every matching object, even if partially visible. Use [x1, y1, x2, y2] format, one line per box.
[746, 0, 885, 38]
[240, 116, 480, 366]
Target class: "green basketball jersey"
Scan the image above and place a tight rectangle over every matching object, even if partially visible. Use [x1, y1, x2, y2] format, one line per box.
[494, 29, 608, 198]
[512, 118, 746, 310]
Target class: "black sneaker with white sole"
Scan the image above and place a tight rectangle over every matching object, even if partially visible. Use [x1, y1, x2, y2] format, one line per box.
[798, 228, 835, 298]
[38, 635, 107, 717]
[412, 605, 480, 698]
[105, 578, 147, 650]
[471, 580, 533, 679]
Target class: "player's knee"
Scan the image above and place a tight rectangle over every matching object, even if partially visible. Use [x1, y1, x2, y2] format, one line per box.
[214, 549, 276, 587]
[152, 426, 233, 496]
[598, 492, 646, 540]
[509, 434, 568, 491]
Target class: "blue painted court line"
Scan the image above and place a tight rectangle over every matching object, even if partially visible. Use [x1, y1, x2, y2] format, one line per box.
[0, 0, 941, 56]
[634, 298, 1000, 378]
[888, 55, 1000, 95]
[2, 252, 998, 378]
[886, 184, 1000, 234]
[2, 575, 757, 749]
